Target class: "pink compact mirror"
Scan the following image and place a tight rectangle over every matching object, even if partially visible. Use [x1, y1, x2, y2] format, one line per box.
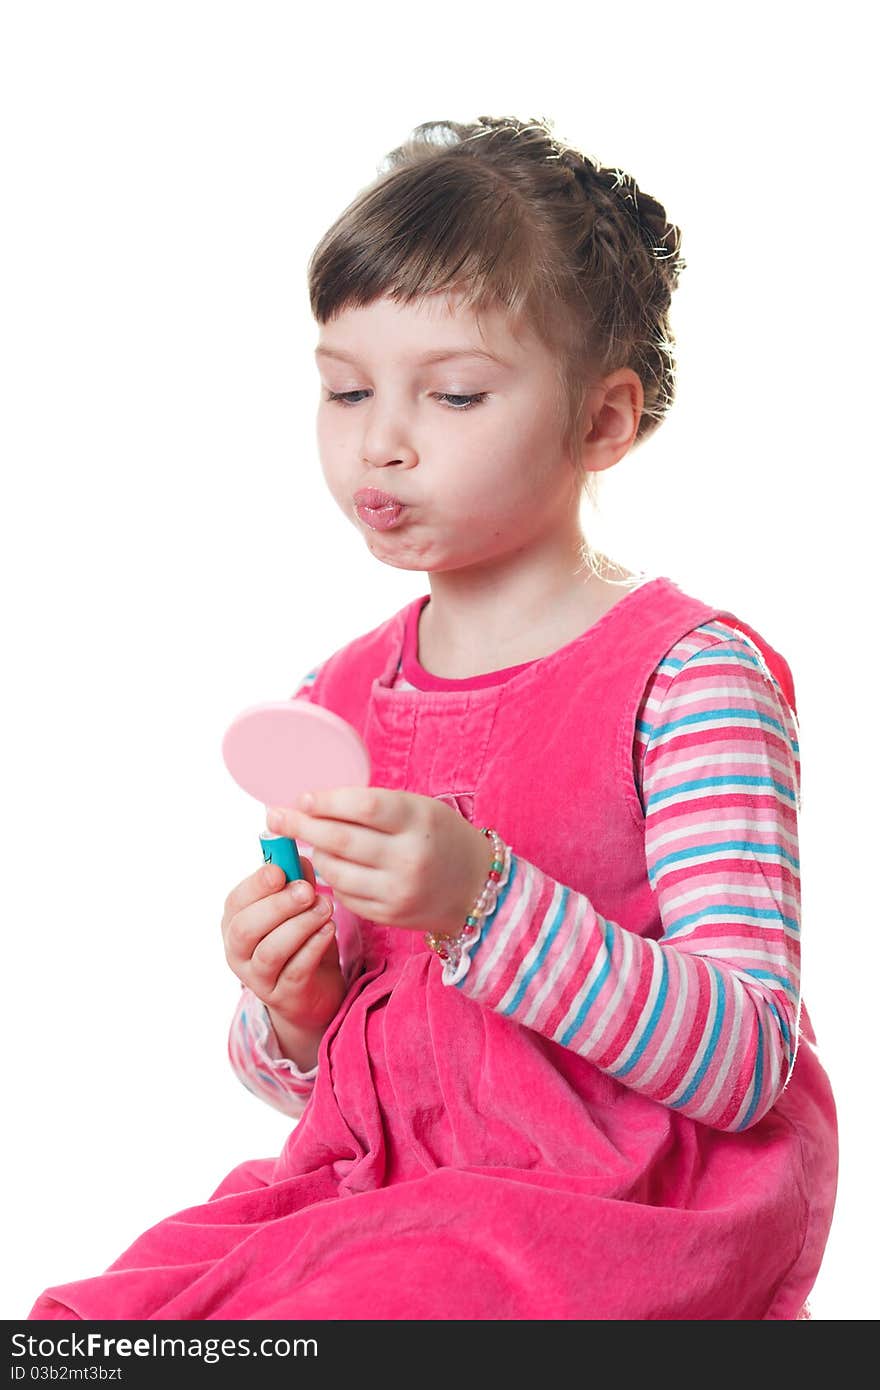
[223, 701, 371, 807]
[222, 701, 371, 884]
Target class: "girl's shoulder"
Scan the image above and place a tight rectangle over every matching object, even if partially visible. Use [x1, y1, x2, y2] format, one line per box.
[642, 614, 798, 720]
[290, 597, 417, 700]
[633, 615, 801, 809]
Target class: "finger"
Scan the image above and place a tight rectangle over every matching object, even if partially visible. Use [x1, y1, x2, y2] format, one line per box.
[308, 851, 393, 906]
[224, 875, 317, 961]
[223, 851, 318, 933]
[325, 877, 396, 922]
[282, 915, 340, 976]
[222, 858, 291, 927]
[284, 811, 391, 874]
[250, 896, 335, 982]
[332, 890, 387, 921]
[266, 912, 340, 997]
[269, 786, 403, 835]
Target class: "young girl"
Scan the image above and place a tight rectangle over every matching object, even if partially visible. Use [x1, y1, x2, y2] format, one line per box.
[30, 114, 837, 1321]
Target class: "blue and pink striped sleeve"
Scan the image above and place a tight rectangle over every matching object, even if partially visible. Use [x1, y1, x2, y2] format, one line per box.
[453, 621, 802, 1133]
[227, 983, 319, 1119]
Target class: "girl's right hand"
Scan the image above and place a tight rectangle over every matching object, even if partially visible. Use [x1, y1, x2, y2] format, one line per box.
[221, 856, 346, 1062]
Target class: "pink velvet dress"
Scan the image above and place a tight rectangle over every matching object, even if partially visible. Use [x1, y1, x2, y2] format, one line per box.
[29, 576, 837, 1320]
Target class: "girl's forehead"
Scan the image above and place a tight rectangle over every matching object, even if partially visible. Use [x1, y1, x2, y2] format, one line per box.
[318, 293, 537, 361]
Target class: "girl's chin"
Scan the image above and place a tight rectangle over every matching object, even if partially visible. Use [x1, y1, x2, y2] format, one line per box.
[364, 541, 482, 578]
[362, 534, 425, 569]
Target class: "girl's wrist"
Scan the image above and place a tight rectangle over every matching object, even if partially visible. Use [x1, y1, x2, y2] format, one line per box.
[425, 826, 511, 971]
[266, 1009, 327, 1073]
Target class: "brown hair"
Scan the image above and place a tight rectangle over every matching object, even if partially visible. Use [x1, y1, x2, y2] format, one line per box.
[307, 114, 686, 506]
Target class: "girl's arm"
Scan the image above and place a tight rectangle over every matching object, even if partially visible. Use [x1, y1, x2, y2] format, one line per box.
[450, 622, 802, 1133]
[226, 664, 364, 1116]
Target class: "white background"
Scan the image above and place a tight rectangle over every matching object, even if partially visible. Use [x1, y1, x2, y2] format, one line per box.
[2, 1, 875, 1321]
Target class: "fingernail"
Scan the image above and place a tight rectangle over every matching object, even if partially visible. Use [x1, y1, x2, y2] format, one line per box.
[298, 791, 315, 811]
[266, 809, 283, 831]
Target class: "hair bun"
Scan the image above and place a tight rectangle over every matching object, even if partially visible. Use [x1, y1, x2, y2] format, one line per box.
[558, 148, 684, 291]
[600, 166, 685, 289]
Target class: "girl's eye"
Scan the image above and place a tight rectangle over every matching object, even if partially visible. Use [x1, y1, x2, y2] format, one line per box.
[435, 393, 488, 410]
[324, 390, 488, 411]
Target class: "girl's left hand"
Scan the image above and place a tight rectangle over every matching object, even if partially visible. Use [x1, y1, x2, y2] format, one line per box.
[265, 789, 496, 936]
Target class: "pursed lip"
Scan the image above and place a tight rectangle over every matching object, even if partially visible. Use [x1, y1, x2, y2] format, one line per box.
[353, 487, 406, 509]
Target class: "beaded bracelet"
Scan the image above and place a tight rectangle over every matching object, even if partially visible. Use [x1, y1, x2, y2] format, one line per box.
[424, 827, 511, 972]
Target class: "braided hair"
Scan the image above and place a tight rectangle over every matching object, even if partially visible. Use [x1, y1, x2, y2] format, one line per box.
[308, 114, 686, 495]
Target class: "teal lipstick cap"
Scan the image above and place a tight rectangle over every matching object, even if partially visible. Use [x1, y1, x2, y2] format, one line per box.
[258, 832, 303, 884]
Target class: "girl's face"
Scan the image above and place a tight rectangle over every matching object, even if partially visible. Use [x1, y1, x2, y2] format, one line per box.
[314, 292, 583, 576]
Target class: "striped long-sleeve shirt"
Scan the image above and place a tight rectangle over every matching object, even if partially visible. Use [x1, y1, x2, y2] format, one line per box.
[228, 619, 802, 1133]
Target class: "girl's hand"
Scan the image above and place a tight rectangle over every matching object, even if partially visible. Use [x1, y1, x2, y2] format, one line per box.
[266, 789, 495, 937]
[220, 855, 346, 1056]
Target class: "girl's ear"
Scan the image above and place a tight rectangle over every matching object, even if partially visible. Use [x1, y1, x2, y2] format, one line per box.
[581, 369, 644, 473]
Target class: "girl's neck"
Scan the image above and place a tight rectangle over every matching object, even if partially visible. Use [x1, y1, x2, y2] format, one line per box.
[416, 543, 640, 681]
